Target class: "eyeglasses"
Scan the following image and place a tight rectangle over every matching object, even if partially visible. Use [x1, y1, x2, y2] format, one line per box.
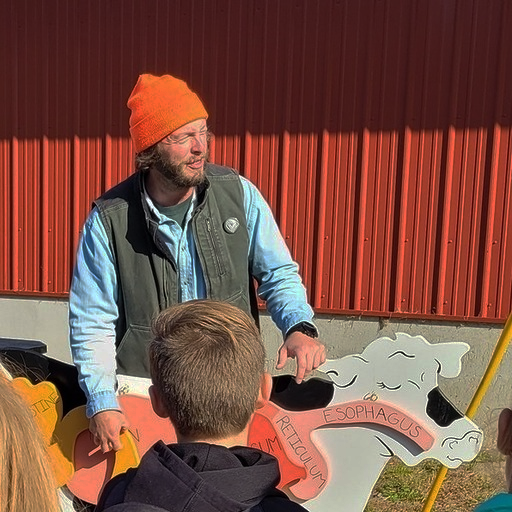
[161, 127, 209, 146]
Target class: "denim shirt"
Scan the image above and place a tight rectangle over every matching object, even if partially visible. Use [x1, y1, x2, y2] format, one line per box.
[69, 176, 315, 417]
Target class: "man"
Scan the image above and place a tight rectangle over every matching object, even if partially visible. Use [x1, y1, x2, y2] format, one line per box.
[69, 73, 325, 453]
[95, 300, 309, 511]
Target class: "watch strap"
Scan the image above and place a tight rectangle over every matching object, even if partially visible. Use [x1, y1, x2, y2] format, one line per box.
[286, 321, 319, 339]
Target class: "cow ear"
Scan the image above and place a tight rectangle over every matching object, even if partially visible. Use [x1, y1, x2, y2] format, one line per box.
[434, 342, 470, 377]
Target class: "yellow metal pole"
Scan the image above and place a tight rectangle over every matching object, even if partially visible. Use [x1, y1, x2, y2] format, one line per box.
[422, 311, 512, 512]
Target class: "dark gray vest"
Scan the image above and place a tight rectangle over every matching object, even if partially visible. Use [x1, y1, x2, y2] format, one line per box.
[93, 164, 257, 377]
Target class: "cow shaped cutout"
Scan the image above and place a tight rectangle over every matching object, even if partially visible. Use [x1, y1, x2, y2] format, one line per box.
[5, 333, 482, 512]
[266, 333, 482, 511]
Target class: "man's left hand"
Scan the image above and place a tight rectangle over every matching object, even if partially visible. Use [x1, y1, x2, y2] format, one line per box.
[276, 332, 326, 384]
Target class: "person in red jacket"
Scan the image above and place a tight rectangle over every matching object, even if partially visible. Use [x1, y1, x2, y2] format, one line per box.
[96, 300, 309, 512]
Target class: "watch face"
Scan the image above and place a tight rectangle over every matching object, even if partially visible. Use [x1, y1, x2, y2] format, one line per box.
[298, 322, 318, 338]
[287, 322, 318, 338]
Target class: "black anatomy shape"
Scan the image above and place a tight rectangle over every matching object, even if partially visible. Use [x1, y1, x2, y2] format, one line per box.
[270, 374, 334, 411]
[426, 387, 463, 427]
[0, 348, 86, 415]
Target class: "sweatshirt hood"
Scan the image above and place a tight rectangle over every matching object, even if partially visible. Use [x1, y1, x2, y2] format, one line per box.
[104, 441, 282, 512]
[474, 493, 512, 512]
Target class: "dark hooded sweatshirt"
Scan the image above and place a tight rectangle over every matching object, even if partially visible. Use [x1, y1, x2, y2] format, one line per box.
[96, 441, 309, 512]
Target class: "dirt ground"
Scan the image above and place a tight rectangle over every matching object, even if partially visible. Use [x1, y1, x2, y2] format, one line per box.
[365, 449, 507, 512]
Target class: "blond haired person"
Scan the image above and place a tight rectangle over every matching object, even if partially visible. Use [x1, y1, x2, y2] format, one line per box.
[0, 376, 60, 512]
[96, 300, 308, 512]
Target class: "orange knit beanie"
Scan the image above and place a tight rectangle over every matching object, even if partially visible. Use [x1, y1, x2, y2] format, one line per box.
[127, 74, 208, 153]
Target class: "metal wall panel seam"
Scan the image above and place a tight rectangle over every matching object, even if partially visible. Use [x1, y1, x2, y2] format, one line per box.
[368, 1, 386, 313]
[303, 0, 323, 295]
[491, 131, 512, 316]
[41, 137, 49, 292]
[31, 141, 40, 292]
[58, 140, 71, 293]
[71, 136, 81, 268]
[383, 131, 398, 313]
[290, 2, 309, 281]
[342, 132, 357, 310]
[412, 0, 435, 316]
[242, 0, 255, 184]
[436, 0, 467, 316]
[11, 138, 19, 291]
[422, 131, 437, 315]
[480, 1, 512, 318]
[452, 127, 470, 318]
[453, 0, 486, 318]
[313, 100, 334, 307]
[354, 1, 374, 309]
[396, 126, 411, 313]
[465, 128, 486, 317]
[393, 0, 417, 314]
[496, 136, 512, 316]
[10, 0, 19, 292]
[40, 0, 50, 293]
[0, 143, 10, 290]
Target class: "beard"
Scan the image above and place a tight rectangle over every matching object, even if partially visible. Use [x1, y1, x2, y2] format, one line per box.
[153, 147, 209, 189]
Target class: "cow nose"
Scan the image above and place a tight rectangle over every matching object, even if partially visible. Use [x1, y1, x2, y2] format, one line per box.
[426, 387, 463, 427]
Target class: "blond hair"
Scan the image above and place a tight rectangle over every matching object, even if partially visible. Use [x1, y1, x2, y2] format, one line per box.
[149, 300, 265, 439]
[0, 376, 59, 512]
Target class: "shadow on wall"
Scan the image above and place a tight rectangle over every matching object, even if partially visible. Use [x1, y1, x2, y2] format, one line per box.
[3, 0, 511, 142]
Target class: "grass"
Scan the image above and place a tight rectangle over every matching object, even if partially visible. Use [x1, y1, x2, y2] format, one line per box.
[364, 450, 506, 512]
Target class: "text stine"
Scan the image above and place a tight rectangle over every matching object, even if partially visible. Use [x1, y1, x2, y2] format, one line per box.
[31, 391, 59, 417]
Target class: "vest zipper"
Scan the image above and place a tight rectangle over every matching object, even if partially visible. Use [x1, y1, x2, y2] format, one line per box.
[206, 217, 226, 276]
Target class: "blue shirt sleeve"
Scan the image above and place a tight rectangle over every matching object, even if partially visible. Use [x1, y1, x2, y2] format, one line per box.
[240, 176, 315, 335]
[69, 208, 121, 417]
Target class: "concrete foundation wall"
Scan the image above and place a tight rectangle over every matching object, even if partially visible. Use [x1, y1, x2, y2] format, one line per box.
[0, 296, 509, 449]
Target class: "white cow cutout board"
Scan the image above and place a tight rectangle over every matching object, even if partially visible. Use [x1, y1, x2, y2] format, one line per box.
[292, 333, 483, 511]
[2, 333, 483, 512]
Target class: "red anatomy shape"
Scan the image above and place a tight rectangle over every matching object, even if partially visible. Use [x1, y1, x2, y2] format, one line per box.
[68, 395, 177, 504]
[248, 400, 434, 501]
[248, 411, 306, 489]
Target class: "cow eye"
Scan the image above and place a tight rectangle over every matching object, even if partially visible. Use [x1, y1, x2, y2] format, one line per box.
[377, 381, 401, 391]
[325, 370, 339, 377]
[337, 375, 358, 388]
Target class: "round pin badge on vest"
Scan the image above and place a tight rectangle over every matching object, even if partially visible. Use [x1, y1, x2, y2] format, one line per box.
[223, 217, 240, 234]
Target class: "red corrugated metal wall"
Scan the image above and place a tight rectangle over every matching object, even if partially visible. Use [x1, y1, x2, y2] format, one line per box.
[2, 0, 512, 322]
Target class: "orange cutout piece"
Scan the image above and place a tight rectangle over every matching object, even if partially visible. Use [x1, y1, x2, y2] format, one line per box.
[55, 404, 139, 504]
[11, 377, 62, 443]
[11, 378, 74, 486]
[118, 395, 177, 454]
[53, 405, 90, 464]
[68, 428, 139, 505]
[48, 443, 75, 487]
[63, 394, 177, 505]
[249, 410, 306, 489]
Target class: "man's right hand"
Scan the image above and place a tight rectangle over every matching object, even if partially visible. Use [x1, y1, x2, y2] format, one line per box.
[90, 410, 129, 453]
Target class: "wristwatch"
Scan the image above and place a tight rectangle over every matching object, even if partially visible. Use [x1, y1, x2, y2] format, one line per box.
[286, 321, 319, 339]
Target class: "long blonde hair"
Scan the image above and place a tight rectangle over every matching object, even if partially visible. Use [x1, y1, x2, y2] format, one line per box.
[0, 375, 60, 512]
